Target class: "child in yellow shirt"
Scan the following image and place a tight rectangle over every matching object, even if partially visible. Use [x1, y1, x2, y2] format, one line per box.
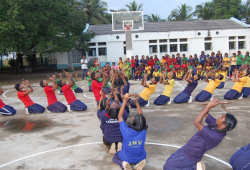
[153, 68, 160, 79]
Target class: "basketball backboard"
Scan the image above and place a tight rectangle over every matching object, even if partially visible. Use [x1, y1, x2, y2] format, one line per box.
[112, 11, 144, 31]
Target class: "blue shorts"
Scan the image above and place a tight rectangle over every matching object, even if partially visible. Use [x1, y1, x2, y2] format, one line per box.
[27, 103, 45, 114]
[174, 92, 190, 104]
[217, 82, 225, 89]
[242, 87, 250, 97]
[70, 100, 87, 111]
[224, 89, 242, 100]
[195, 90, 212, 102]
[130, 97, 148, 108]
[154, 95, 170, 105]
[47, 101, 67, 113]
[0, 105, 16, 116]
[74, 87, 83, 93]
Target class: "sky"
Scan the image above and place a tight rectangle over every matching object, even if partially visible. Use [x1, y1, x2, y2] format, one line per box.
[104, 0, 247, 19]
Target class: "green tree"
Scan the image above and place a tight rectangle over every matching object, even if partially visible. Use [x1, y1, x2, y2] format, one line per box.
[169, 4, 193, 21]
[239, 0, 250, 23]
[0, 0, 94, 72]
[144, 14, 165, 22]
[125, 0, 143, 11]
[194, 2, 214, 20]
[213, 0, 241, 19]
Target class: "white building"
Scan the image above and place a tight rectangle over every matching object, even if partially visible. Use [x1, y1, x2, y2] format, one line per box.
[54, 18, 250, 69]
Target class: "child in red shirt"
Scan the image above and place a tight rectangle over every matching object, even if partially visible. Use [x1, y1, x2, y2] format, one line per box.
[40, 76, 67, 113]
[15, 80, 45, 114]
[57, 70, 87, 112]
[0, 87, 16, 115]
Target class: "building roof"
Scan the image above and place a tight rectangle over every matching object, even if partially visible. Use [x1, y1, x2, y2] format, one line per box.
[88, 19, 249, 35]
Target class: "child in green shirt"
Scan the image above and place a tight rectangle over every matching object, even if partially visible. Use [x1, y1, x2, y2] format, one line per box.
[87, 72, 93, 91]
[70, 73, 83, 93]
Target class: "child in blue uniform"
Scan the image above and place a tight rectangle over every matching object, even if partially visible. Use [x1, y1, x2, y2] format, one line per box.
[113, 93, 147, 170]
[163, 98, 237, 170]
[230, 143, 250, 170]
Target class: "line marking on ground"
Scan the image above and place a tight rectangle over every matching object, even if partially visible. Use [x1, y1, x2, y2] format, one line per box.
[175, 81, 185, 89]
[83, 94, 95, 99]
[3, 90, 20, 102]
[0, 142, 232, 169]
[81, 84, 88, 89]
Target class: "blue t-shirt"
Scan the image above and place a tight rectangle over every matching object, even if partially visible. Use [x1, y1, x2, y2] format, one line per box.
[200, 55, 206, 64]
[135, 59, 139, 67]
[118, 82, 130, 94]
[100, 110, 128, 143]
[188, 59, 193, 63]
[181, 115, 226, 162]
[230, 143, 250, 170]
[140, 59, 147, 65]
[118, 121, 147, 164]
[182, 79, 198, 95]
[97, 109, 106, 134]
[176, 57, 181, 65]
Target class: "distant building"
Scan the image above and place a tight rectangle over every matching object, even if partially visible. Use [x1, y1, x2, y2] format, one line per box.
[53, 18, 250, 69]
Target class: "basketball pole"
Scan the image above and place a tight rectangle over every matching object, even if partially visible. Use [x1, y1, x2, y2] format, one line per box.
[125, 29, 133, 61]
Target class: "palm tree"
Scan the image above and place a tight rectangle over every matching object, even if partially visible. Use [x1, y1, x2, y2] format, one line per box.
[78, 0, 109, 25]
[169, 4, 193, 21]
[144, 14, 165, 22]
[194, 2, 214, 20]
[239, 0, 250, 23]
[125, 0, 143, 11]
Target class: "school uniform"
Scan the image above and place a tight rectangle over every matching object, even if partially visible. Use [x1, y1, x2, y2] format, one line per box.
[87, 76, 93, 91]
[130, 83, 156, 108]
[230, 143, 250, 170]
[163, 114, 226, 170]
[242, 77, 250, 97]
[0, 99, 16, 116]
[154, 79, 174, 105]
[113, 121, 147, 169]
[92, 80, 106, 104]
[174, 79, 198, 103]
[118, 82, 130, 94]
[97, 109, 106, 134]
[62, 84, 87, 111]
[18, 91, 45, 114]
[217, 71, 227, 89]
[195, 79, 221, 102]
[44, 86, 67, 113]
[100, 110, 128, 147]
[224, 76, 247, 100]
[71, 79, 83, 93]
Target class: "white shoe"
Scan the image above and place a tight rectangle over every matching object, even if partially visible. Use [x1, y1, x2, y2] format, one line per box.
[167, 99, 171, 105]
[145, 100, 149, 107]
[238, 94, 243, 100]
[47, 110, 51, 113]
[67, 105, 72, 112]
[188, 96, 192, 103]
[122, 161, 132, 170]
[25, 108, 30, 114]
[117, 142, 122, 152]
[133, 159, 146, 170]
[210, 95, 213, 101]
[109, 143, 116, 154]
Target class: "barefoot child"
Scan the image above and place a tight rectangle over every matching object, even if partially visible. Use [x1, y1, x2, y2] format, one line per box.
[15, 80, 45, 114]
[113, 93, 147, 170]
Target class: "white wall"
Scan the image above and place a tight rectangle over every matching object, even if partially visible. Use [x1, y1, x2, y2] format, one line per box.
[133, 40, 149, 58]
[107, 41, 123, 62]
[189, 38, 204, 56]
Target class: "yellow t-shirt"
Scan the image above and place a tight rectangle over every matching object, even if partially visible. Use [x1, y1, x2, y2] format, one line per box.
[204, 79, 221, 94]
[176, 72, 183, 77]
[153, 71, 160, 77]
[231, 57, 236, 65]
[232, 77, 248, 93]
[145, 66, 151, 74]
[223, 57, 230, 67]
[206, 66, 212, 70]
[162, 79, 175, 97]
[118, 61, 123, 68]
[243, 76, 250, 87]
[197, 65, 202, 69]
[140, 83, 157, 101]
[218, 71, 227, 82]
[161, 59, 166, 65]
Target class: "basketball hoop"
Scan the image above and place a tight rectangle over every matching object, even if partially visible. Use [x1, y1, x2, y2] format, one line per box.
[125, 26, 131, 31]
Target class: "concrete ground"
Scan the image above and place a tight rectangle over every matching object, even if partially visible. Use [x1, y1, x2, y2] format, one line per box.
[0, 79, 249, 170]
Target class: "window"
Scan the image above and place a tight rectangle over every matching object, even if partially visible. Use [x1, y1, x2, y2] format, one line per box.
[204, 37, 212, 41]
[98, 42, 106, 46]
[159, 39, 167, 43]
[170, 39, 177, 42]
[123, 41, 126, 44]
[180, 44, 188, 52]
[170, 44, 177, 52]
[238, 41, 245, 49]
[149, 40, 157, 43]
[238, 36, 246, 39]
[160, 45, 167, 52]
[205, 43, 212, 50]
[124, 46, 126, 54]
[149, 45, 157, 53]
[229, 42, 236, 49]
[88, 48, 96, 56]
[180, 38, 187, 42]
[88, 43, 96, 46]
[68, 50, 83, 63]
[98, 48, 107, 55]
[229, 36, 235, 40]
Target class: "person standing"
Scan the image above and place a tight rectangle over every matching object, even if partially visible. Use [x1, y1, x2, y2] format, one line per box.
[131, 56, 136, 76]
[200, 51, 206, 67]
[81, 56, 88, 80]
[230, 53, 237, 76]
[236, 51, 244, 69]
[223, 53, 230, 77]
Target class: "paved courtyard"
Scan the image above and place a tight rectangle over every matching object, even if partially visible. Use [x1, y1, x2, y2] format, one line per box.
[0, 79, 249, 170]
